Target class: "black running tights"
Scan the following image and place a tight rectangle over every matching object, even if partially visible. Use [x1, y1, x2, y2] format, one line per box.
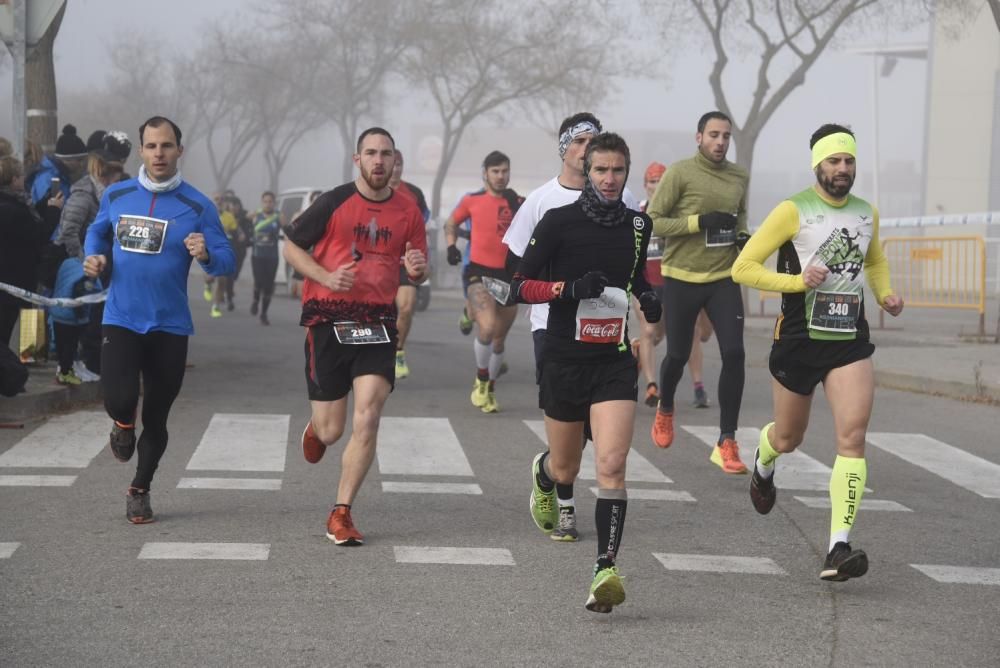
[251, 255, 279, 313]
[658, 277, 745, 434]
[101, 325, 188, 489]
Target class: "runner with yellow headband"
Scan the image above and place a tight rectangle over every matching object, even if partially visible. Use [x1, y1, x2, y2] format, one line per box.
[732, 122, 904, 582]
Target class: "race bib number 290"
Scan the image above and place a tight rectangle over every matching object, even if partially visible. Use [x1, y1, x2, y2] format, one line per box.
[333, 321, 390, 345]
[116, 215, 169, 254]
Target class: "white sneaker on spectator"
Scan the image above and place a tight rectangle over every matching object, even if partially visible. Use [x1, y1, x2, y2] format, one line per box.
[73, 360, 100, 382]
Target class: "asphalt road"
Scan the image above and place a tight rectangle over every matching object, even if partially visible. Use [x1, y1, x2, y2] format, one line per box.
[2, 274, 998, 667]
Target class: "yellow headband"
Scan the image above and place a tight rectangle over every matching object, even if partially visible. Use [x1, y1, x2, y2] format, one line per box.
[811, 132, 857, 169]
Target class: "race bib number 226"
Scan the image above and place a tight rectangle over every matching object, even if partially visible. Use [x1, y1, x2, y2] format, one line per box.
[116, 215, 169, 254]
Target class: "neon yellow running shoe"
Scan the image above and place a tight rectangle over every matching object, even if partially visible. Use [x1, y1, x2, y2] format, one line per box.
[586, 566, 625, 613]
[210, 305, 223, 318]
[470, 378, 489, 408]
[458, 308, 473, 336]
[529, 453, 557, 534]
[203, 286, 213, 302]
[481, 389, 499, 413]
[395, 351, 409, 379]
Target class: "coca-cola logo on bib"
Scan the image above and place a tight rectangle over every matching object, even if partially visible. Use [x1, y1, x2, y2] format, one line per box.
[579, 318, 622, 343]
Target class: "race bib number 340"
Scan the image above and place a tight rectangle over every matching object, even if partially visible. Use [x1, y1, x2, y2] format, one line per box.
[809, 291, 860, 332]
[117, 215, 169, 254]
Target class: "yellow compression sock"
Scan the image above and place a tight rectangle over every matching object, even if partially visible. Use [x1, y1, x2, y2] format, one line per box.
[757, 422, 781, 468]
[829, 455, 867, 545]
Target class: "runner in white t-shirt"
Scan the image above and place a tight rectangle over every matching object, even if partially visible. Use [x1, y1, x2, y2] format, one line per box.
[502, 112, 638, 542]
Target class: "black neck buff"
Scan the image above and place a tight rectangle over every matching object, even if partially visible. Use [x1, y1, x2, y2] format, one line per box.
[579, 173, 627, 228]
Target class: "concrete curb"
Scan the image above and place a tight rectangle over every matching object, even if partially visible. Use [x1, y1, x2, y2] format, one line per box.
[0, 382, 103, 421]
[874, 370, 1000, 406]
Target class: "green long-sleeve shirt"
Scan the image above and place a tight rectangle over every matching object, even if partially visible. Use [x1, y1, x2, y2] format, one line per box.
[648, 151, 749, 283]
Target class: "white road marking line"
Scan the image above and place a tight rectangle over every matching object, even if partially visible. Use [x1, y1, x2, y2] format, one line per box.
[0, 542, 20, 558]
[138, 542, 270, 560]
[0, 411, 108, 468]
[867, 433, 1000, 499]
[382, 481, 482, 495]
[652, 552, 787, 575]
[911, 565, 1000, 585]
[377, 417, 473, 476]
[186, 414, 289, 472]
[176, 477, 281, 491]
[588, 487, 695, 502]
[793, 496, 911, 511]
[0, 474, 77, 487]
[524, 420, 672, 483]
[682, 426, 872, 492]
[393, 546, 515, 566]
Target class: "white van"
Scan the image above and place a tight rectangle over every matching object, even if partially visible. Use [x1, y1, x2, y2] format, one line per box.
[275, 187, 324, 290]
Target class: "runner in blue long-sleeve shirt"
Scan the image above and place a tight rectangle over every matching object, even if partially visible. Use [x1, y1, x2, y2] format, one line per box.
[84, 116, 235, 524]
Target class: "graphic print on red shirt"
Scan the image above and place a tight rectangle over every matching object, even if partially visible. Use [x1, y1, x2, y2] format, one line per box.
[287, 183, 427, 328]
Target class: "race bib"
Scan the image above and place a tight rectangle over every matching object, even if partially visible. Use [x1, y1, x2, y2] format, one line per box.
[482, 276, 511, 305]
[647, 237, 664, 259]
[809, 291, 860, 333]
[117, 215, 168, 254]
[575, 287, 628, 344]
[705, 227, 736, 248]
[333, 321, 390, 345]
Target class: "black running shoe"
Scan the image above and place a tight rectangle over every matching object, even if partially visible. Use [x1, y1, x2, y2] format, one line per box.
[820, 542, 868, 582]
[109, 424, 136, 463]
[749, 448, 776, 514]
[126, 487, 154, 524]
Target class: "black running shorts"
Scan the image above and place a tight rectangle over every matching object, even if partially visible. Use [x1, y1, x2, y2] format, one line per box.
[463, 261, 511, 286]
[769, 337, 875, 396]
[538, 354, 638, 422]
[304, 325, 396, 401]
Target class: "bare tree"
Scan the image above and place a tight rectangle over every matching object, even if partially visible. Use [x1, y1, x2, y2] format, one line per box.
[184, 34, 263, 193]
[261, 0, 418, 181]
[648, 0, 920, 174]
[214, 27, 328, 193]
[406, 0, 625, 217]
[988, 0, 1000, 29]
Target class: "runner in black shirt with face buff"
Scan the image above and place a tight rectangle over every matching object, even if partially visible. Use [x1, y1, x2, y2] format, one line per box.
[509, 133, 662, 614]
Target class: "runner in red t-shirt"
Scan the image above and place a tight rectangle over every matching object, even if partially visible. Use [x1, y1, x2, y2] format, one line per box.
[443, 151, 524, 414]
[388, 149, 430, 380]
[283, 127, 428, 546]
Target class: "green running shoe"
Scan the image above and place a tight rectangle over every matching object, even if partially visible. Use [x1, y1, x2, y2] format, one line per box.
[395, 351, 410, 379]
[203, 286, 213, 302]
[470, 378, 489, 408]
[458, 308, 473, 336]
[481, 389, 499, 414]
[586, 566, 625, 613]
[529, 453, 557, 534]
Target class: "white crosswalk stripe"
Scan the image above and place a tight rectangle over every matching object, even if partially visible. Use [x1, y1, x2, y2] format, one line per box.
[0, 542, 21, 558]
[588, 487, 695, 502]
[377, 417, 474, 476]
[911, 565, 1000, 585]
[652, 553, 787, 575]
[0, 474, 76, 487]
[177, 477, 282, 491]
[186, 414, 289, 472]
[682, 426, 873, 492]
[793, 496, 911, 511]
[524, 420, 673, 483]
[0, 411, 108, 469]
[138, 542, 270, 560]
[382, 481, 482, 495]
[867, 433, 1000, 499]
[393, 546, 515, 566]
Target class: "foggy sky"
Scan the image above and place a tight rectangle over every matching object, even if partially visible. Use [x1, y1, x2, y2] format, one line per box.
[1, 0, 932, 219]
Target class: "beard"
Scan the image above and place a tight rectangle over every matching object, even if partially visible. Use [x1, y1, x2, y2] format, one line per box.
[817, 169, 854, 198]
[361, 163, 390, 191]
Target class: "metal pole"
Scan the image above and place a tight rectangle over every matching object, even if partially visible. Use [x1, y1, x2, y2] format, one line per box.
[11, 0, 27, 159]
